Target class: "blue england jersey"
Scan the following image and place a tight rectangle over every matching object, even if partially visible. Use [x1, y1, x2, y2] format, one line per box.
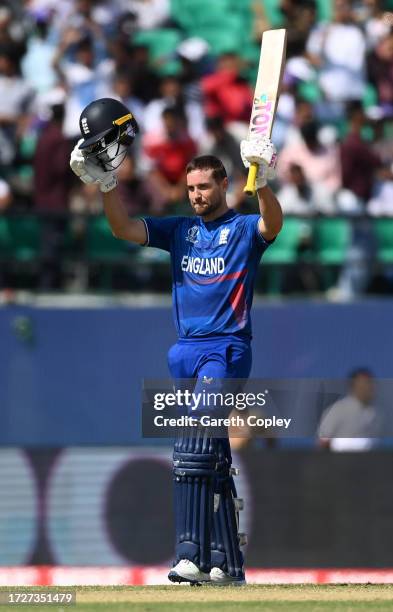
[143, 210, 273, 339]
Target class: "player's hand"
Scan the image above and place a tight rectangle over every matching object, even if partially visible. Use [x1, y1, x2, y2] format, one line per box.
[240, 137, 277, 189]
[70, 139, 118, 193]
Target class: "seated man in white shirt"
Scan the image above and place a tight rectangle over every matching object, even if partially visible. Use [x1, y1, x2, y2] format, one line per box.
[306, 0, 367, 104]
[318, 368, 382, 451]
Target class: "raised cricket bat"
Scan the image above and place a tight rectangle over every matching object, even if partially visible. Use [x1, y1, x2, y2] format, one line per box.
[244, 28, 287, 196]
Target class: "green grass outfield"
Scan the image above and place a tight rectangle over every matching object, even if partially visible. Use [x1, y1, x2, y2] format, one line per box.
[1, 585, 393, 611]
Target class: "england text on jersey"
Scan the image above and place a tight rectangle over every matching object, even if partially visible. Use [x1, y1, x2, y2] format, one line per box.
[181, 256, 225, 276]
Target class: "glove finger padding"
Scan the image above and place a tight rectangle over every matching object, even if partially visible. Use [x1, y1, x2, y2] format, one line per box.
[240, 136, 276, 165]
[70, 138, 118, 192]
[70, 139, 96, 184]
[240, 137, 277, 189]
[84, 158, 118, 193]
[70, 141, 86, 177]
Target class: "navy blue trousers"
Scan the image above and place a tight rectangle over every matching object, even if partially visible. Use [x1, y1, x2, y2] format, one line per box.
[168, 335, 251, 576]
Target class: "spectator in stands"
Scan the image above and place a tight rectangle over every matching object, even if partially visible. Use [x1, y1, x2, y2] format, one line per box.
[125, 0, 170, 30]
[111, 70, 144, 130]
[0, 46, 34, 167]
[116, 154, 158, 216]
[203, 116, 245, 178]
[0, 5, 27, 63]
[318, 368, 382, 451]
[33, 95, 72, 289]
[0, 178, 12, 211]
[21, 14, 57, 94]
[306, 0, 367, 105]
[143, 75, 205, 142]
[109, 39, 159, 104]
[69, 182, 102, 215]
[176, 37, 210, 104]
[201, 53, 252, 131]
[281, 97, 315, 147]
[340, 101, 383, 204]
[276, 163, 318, 216]
[276, 120, 341, 214]
[201, 116, 247, 209]
[367, 32, 393, 114]
[53, 32, 113, 139]
[125, 44, 160, 104]
[355, 0, 392, 50]
[280, 0, 317, 57]
[33, 93, 72, 212]
[142, 105, 197, 211]
[367, 115, 393, 216]
[61, 0, 113, 51]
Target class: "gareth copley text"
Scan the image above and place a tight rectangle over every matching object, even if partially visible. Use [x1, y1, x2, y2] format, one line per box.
[154, 414, 292, 430]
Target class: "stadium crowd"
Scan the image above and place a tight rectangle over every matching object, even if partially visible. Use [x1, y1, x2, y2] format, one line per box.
[0, 0, 392, 292]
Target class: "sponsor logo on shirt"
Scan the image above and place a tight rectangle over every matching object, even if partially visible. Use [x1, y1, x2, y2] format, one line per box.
[181, 255, 225, 275]
[186, 225, 199, 244]
[219, 227, 230, 245]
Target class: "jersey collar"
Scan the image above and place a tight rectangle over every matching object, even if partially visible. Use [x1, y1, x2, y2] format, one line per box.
[199, 209, 236, 227]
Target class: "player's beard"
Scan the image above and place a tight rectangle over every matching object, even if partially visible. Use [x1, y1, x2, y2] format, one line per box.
[192, 192, 223, 218]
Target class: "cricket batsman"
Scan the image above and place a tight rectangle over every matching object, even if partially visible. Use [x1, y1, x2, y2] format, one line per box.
[70, 97, 282, 586]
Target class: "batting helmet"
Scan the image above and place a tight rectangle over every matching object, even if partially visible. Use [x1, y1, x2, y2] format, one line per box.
[78, 98, 139, 171]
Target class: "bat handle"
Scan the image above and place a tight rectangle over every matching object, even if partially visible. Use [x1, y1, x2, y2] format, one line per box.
[244, 163, 258, 196]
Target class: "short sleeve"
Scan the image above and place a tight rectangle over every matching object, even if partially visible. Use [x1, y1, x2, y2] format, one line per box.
[306, 24, 326, 56]
[318, 405, 340, 438]
[142, 216, 182, 252]
[242, 214, 276, 250]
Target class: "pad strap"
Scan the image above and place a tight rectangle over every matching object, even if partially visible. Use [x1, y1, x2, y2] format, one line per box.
[173, 426, 218, 572]
[210, 443, 245, 577]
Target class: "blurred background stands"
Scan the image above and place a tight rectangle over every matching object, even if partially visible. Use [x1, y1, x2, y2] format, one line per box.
[0, 0, 391, 296]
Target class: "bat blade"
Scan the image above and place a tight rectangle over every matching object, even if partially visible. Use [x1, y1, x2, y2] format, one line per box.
[244, 28, 287, 196]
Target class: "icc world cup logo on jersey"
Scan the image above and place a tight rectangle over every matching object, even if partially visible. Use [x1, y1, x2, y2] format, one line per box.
[186, 226, 199, 244]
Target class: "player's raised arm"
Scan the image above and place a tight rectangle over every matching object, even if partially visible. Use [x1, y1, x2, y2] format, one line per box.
[241, 137, 283, 240]
[69, 98, 147, 245]
[102, 189, 146, 244]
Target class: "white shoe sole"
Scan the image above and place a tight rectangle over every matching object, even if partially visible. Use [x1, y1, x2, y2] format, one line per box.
[168, 561, 211, 585]
[210, 568, 246, 586]
[168, 570, 210, 585]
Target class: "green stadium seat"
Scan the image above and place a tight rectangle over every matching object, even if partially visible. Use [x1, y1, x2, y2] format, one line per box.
[262, 218, 307, 264]
[192, 25, 246, 56]
[363, 83, 378, 109]
[7, 217, 41, 261]
[314, 218, 351, 265]
[374, 219, 393, 264]
[86, 216, 139, 290]
[298, 80, 322, 104]
[133, 29, 182, 63]
[259, 0, 284, 27]
[171, 0, 233, 29]
[236, 0, 283, 28]
[315, 0, 332, 21]
[86, 216, 133, 263]
[0, 217, 11, 258]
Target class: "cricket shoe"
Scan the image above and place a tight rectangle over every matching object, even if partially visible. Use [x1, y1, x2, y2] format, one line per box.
[210, 567, 246, 586]
[168, 560, 211, 585]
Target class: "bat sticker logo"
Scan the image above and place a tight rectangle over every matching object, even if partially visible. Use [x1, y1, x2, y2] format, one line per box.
[251, 94, 273, 136]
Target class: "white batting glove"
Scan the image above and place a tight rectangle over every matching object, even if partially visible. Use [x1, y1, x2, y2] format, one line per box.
[70, 139, 118, 193]
[240, 136, 277, 189]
